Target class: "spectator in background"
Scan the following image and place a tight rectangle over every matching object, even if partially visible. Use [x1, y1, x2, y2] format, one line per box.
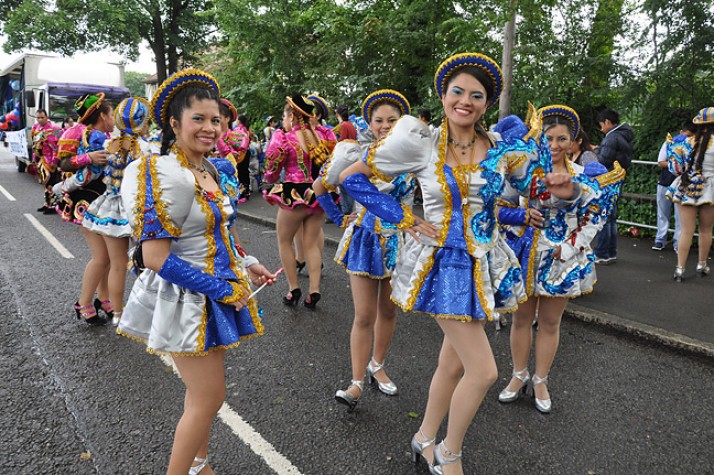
[61, 115, 76, 130]
[236, 114, 254, 201]
[333, 105, 357, 214]
[32, 109, 61, 213]
[417, 108, 435, 133]
[652, 122, 696, 251]
[594, 108, 634, 264]
[571, 129, 598, 166]
[263, 116, 277, 143]
[333, 105, 356, 141]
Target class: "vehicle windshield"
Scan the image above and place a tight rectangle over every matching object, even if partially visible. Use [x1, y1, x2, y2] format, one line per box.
[49, 88, 130, 122]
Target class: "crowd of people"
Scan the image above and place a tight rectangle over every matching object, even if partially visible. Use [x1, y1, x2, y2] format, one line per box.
[23, 50, 714, 474]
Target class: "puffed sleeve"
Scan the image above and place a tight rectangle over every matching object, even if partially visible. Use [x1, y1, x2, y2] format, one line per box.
[57, 126, 90, 171]
[361, 115, 433, 180]
[559, 164, 625, 260]
[667, 134, 694, 176]
[121, 153, 195, 243]
[264, 129, 288, 183]
[320, 140, 362, 191]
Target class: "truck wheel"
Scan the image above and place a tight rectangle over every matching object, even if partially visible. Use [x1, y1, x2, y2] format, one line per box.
[17, 159, 26, 173]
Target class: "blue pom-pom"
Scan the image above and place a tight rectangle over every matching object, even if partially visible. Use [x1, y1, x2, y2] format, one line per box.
[584, 161, 607, 177]
[493, 115, 529, 141]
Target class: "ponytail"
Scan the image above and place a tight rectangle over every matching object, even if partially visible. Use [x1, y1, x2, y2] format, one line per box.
[160, 124, 176, 155]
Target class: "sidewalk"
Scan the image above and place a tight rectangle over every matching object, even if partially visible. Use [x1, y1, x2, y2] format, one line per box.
[236, 195, 714, 358]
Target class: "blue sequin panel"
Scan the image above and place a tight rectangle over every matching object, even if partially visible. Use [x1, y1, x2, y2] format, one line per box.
[203, 300, 261, 351]
[341, 226, 390, 278]
[470, 167, 503, 243]
[139, 160, 174, 242]
[537, 252, 594, 295]
[384, 234, 399, 271]
[493, 265, 522, 308]
[442, 166, 467, 250]
[208, 199, 237, 281]
[413, 247, 488, 320]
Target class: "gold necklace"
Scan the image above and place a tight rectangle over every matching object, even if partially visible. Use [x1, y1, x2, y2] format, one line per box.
[187, 160, 209, 180]
[447, 135, 476, 156]
[449, 142, 476, 208]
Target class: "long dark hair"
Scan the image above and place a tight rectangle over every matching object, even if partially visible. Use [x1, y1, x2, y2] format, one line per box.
[160, 85, 221, 155]
[84, 101, 113, 127]
[575, 129, 593, 151]
[682, 124, 713, 187]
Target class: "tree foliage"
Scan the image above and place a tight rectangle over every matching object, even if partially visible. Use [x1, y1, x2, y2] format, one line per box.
[2, 0, 216, 83]
[124, 71, 149, 98]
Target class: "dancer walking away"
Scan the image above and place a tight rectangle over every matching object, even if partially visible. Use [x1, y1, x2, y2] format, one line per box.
[339, 53, 581, 475]
[119, 69, 276, 475]
[263, 95, 336, 308]
[667, 107, 714, 281]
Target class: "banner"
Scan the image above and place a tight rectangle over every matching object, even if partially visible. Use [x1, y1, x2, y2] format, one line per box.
[6, 130, 28, 159]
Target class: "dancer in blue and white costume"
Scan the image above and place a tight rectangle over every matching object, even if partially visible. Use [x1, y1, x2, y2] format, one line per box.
[81, 97, 152, 325]
[119, 69, 277, 475]
[496, 105, 625, 414]
[314, 89, 415, 412]
[339, 53, 582, 475]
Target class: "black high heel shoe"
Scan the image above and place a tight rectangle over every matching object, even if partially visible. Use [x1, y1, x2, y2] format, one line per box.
[295, 260, 306, 274]
[304, 292, 321, 309]
[283, 288, 302, 306]
[74, 301, 107, 326]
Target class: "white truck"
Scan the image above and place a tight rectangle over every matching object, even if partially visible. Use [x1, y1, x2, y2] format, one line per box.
[0, 53, 130, 172]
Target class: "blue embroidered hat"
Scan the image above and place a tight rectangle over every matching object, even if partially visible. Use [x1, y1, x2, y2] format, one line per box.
[538, 104, 580, 139]
[114, 97, 150, 135]
[693, 107, 714, 125]
[434, 52, 503, 108]
[307, 95, 330, 119]
[152, 68, 220, 129]
[361, 89, 410, 123]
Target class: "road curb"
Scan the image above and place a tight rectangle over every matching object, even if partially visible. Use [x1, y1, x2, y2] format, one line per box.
[239, 209, 714, 360]
[566, 303, 714, 359]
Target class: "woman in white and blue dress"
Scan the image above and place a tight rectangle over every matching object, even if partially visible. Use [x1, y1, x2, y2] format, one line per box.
[81, 97, 152, 325]
[496, 105, 625, 414]
[314, 89, 415, 411]
[667, 107, 714, 281]
[338, 53, 582, 475]
[119, 69, 276, 475]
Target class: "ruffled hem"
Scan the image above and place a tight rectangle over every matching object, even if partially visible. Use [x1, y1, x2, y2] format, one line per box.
[118, 271, 263, 354]
[82, 194, 131, 237]
[390, 237, 524, 322]
[262, 182, 323, 214]
[334, 225, 395, 279]
[667, 174, 714, 206]
[57, 181, 106, 225]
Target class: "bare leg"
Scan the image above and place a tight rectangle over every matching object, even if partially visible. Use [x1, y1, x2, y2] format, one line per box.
[275, 207, 308, 293]
[418, 336, 464, 465]
[503, 297, 537, 392]
[79, 227, 110, 307]
[371, 279, 397, 385]
[533, 297, 568, 401]
[677, 204, 697, 269]
[294, 223, 305, 264]
[344, 275, 379, 398]
[302, 212, 324, 294]
[438, 319, 497, 475]
[696, 205, 714, 264]
[167, 350, 226, 475]
[103, 235, 129, 314]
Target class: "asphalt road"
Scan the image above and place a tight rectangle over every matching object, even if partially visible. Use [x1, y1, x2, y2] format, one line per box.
[1, 149, 713, 475]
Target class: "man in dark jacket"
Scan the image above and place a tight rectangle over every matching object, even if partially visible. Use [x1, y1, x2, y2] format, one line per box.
[594, 108, 634, 264]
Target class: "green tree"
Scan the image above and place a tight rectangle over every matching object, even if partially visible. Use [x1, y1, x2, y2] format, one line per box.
[124, 71, 149, 98]
[2, 0, 216, 83]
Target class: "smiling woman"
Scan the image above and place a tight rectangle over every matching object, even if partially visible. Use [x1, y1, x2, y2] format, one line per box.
[118, 68, 277, 475]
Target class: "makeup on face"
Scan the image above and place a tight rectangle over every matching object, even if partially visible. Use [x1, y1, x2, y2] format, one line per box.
[174, 98, 221, 161]
[545, 124, 572, 164]
[441, 72, 488, 129]
[369, 103, 401, 140]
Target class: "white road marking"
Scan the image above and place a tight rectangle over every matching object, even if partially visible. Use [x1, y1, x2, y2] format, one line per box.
[23, 213, 75, 259]
[159, 355, 304, 475]
[0, 184, 16, 201]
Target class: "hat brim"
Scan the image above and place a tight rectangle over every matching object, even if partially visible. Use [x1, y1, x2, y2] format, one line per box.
[286, 96, 316, 118]
[693, 107, 714, 124]
[220, 98, 238, 123]
[78, 92, 106, 124]
[308, 95, 329, 119]
[538, 104, 580, 139]
[361, 89, 410, 123]
[434, 53, 503, 108]
[152, 69, 220, 129]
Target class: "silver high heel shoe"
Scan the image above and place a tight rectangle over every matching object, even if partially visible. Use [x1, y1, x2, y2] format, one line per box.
[411, 429, 440, 474]
[111, 310, 122, 326]
[531, 374, 552, 414]
[696, 261, 710, 277]
[431, 441, 462, 475]
[366, 358, 398, 396]
[188, 456, 208, 475]
[674, 266, 684, 282]
[334, 379, 363, 412]
[498, 368, 530, 403]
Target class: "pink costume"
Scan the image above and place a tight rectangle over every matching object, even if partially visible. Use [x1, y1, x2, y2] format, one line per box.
[31, 122, 60, 169]
[217, 125, 250, 165]
[262, 125, 336, 213]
